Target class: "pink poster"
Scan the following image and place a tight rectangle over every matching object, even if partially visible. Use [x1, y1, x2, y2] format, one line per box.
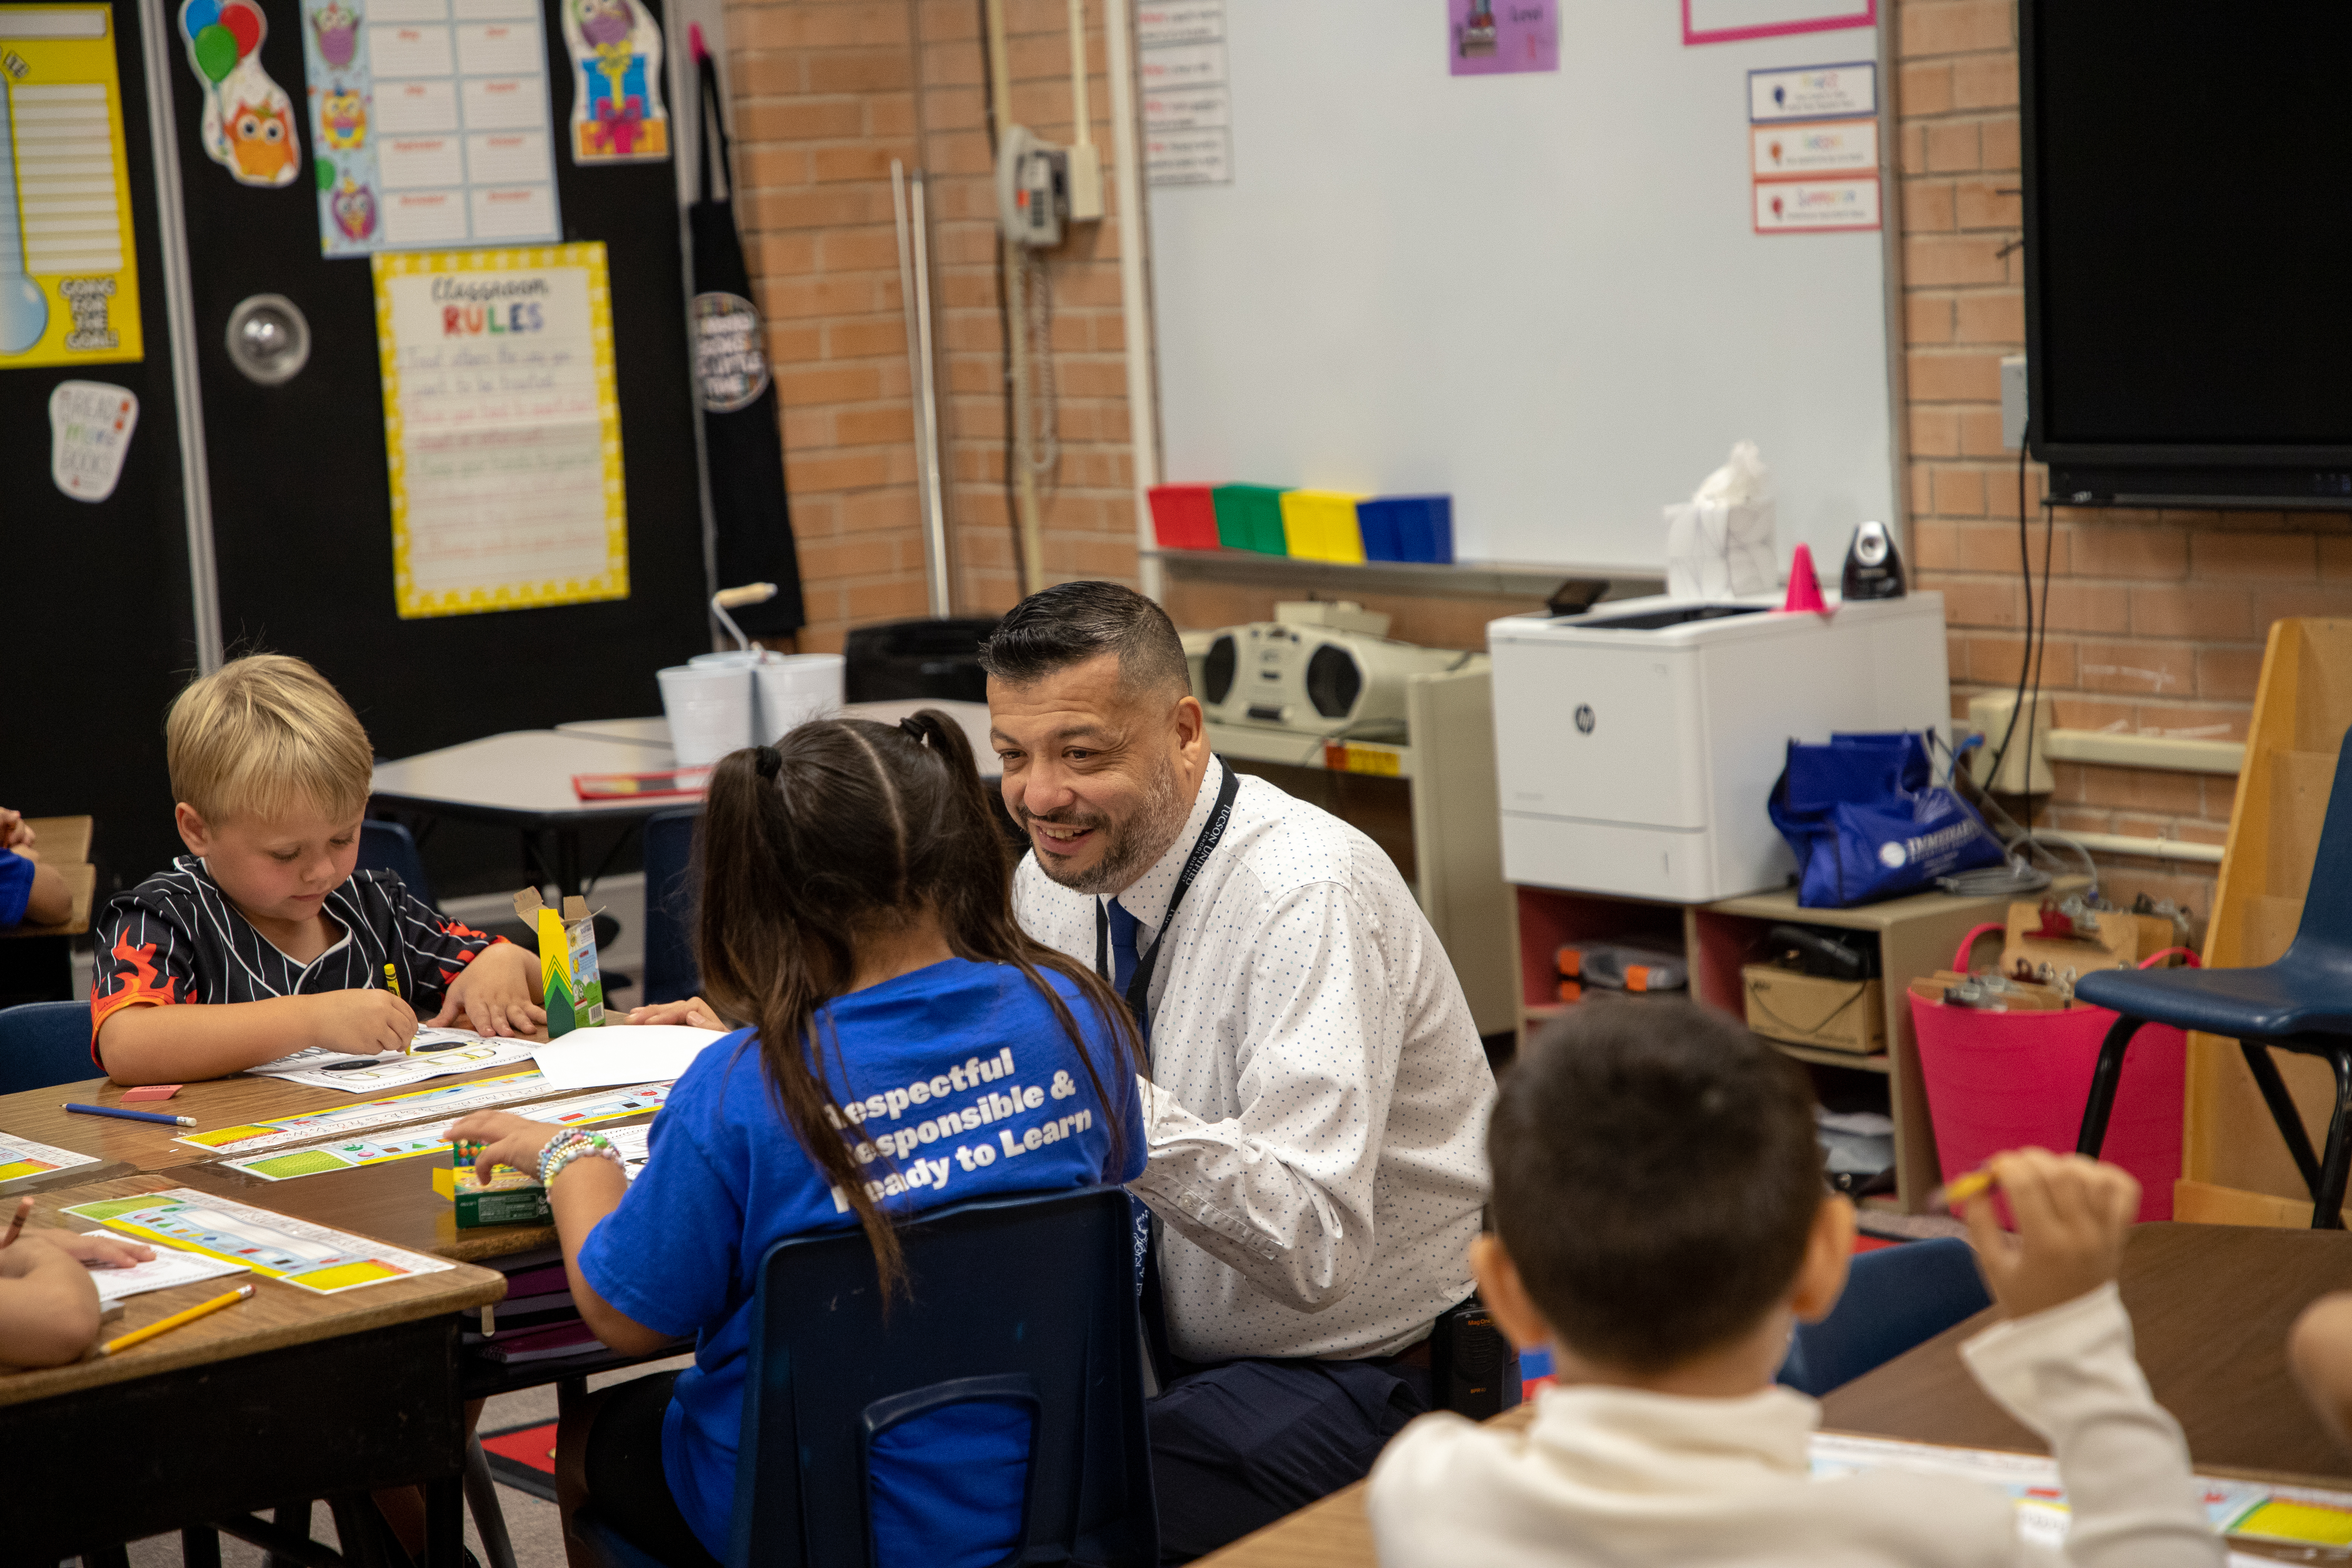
[1449, 0, 1557, 76]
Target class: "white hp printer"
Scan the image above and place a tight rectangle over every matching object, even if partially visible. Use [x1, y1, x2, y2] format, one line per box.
[1488, 591, 1951, 902]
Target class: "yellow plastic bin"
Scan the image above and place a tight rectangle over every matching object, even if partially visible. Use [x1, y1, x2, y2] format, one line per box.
[1278, 490, 1367, 563]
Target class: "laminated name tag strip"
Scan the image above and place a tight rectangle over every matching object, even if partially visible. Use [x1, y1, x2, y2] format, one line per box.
[212, 1081, 672, 1182]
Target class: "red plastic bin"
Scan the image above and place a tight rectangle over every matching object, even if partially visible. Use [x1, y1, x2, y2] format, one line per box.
[1909, 924, 2195, 1223]
[1147, 484, 1220, 551]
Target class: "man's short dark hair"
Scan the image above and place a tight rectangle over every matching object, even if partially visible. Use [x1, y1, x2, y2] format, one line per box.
[977, 580, 1191, 698]
[1490, 1003, 1825, 1373]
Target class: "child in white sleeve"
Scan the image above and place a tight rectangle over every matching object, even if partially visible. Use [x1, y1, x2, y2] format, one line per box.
[1366, 1003, 2221, 1568]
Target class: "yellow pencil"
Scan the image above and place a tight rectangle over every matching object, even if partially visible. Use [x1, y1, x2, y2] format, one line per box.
[383, 962, 401, 998]
[98, 1284, 253, 1357]
[1940, 1169, 1997, 1207]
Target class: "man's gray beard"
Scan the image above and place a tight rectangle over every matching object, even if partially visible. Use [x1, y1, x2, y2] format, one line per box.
[1032, 756, 1190, 897]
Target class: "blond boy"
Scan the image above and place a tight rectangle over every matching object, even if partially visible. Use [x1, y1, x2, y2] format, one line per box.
[92, 654, 545, 1085]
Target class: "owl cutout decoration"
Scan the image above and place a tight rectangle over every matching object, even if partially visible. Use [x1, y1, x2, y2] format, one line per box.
[559, 0, 669, 164]
[179, 0, 301, 187]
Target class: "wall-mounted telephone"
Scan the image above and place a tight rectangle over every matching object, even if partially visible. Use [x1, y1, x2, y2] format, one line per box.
[996, 125, 1069, 249]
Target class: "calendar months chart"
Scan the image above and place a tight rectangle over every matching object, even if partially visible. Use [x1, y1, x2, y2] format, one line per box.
[302, 0, 560, 257]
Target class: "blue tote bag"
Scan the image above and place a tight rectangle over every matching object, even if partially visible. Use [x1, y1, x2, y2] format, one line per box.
[1767, 732, 2004, 908]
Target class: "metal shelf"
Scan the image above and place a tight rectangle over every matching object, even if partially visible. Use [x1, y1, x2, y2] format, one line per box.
[1146, 548, 1663, 601]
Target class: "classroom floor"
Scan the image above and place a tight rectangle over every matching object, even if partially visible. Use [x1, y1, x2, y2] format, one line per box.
[116, 1357, 691, 1568]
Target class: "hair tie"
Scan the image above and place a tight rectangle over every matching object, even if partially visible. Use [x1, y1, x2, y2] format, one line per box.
[898, 716, 930, 747]
[754, 743, 784, 780]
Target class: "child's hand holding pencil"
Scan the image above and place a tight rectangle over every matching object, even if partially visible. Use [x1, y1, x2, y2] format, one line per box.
[1952, 1148, 2140, 1321]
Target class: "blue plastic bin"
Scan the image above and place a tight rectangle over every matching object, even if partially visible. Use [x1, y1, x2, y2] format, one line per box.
[1357, 495, 1453, 563]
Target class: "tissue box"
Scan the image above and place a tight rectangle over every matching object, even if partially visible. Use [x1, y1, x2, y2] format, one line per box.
[1665, 501, 1776, 598]
[1279, 491, 1367, 562]
[1147, 484, 1220, 551]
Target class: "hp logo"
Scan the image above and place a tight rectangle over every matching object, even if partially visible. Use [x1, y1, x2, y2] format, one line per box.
[1574, 704, 1596, 735]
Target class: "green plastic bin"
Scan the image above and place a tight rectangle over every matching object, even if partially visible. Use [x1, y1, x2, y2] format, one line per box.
[1213, 484, 1291, 554]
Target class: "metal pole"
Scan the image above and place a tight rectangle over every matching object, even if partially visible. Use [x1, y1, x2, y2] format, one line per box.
[138, 0, 223, 672]
[893, 161, 952, 617]
[1103, 0, 1162, 601]
[910, 173, 951, 615]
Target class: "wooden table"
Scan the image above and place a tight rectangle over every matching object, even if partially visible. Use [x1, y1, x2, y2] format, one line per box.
[2, 1174, 505, 1565]
[1197, 1223, 2352, 1566]
[1820, 1222, 2352, 1479]
[0, 1064, 671, 1560]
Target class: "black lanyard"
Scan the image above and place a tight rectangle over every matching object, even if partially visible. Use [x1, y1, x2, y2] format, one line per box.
[1095, 761, 1241, 1040]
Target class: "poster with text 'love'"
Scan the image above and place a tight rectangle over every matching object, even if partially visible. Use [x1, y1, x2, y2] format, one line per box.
[0, 4, 142, 367]
[374, 243, 628, 618]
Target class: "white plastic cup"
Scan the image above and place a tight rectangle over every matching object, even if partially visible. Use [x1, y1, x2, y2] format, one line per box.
[656, 663, 757, 767]
[688, 649, 770, 669]
[753, 653, 847, 743]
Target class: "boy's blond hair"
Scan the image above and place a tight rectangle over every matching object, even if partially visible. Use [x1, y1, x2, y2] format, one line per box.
[167, 654, 374, 827]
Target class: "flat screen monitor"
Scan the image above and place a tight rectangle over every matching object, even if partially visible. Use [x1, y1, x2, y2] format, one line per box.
[2022, 0, 2352, 507]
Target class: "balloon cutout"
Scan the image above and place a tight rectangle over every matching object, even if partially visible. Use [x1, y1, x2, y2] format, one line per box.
[192, 23, 237, 80]
[177, 0, 299, 187]
[218, 0, 263, 55]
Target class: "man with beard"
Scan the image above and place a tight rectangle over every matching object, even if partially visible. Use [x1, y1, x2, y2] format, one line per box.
[980, 581, 1496, 1561]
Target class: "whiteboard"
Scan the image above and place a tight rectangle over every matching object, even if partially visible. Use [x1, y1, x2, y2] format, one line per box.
[1147, 3, 1895, 576]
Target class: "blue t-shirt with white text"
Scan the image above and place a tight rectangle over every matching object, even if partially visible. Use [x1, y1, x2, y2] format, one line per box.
[576, 957, 1144, 1561]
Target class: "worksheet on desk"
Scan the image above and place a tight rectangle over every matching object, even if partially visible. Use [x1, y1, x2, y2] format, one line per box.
[245, 1032, 534, 1092]
[64, 1189, 456, 1294]
[78, 1233, 250, 1304]
[214, 1080, 671, 1182]
[1811, 1434, 2352, 1553]
[0, 1130, 102, 1184]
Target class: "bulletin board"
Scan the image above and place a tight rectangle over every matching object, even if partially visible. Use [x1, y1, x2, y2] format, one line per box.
[0, 0, 199, 881]
[161, 0, 708, 764]
[1146, 2, 1899, 576]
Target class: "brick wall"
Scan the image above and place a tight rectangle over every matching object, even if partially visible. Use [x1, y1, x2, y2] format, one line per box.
[1894, 0, 2350, 922]
[719, 0, 1141, 653]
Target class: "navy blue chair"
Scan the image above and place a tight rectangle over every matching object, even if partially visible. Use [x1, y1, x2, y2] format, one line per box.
[358, 818, 436, 912]
[0, 1000, 96, 1093]
[571, 1187, 1155, 1568]
[1777, 1238, 1992, 1397]
[640, 808, 701, 1006]
[2076, 727, 2352, 1229]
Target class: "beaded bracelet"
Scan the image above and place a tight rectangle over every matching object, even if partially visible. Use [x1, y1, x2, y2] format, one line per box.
[536, 1129, 619, 1187]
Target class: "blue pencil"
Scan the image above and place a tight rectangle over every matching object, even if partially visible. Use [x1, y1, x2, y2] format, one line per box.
[64, 1102, 196, 1129]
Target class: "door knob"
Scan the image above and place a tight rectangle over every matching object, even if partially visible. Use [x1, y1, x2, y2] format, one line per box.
[224, 293, 311, 384]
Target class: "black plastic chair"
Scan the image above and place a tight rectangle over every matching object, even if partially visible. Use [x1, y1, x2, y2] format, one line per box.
[2076, 727, 2352, 1229]
[640, 808, 701, 1006]
[358, 818, 437, 912]
[1776, 1237, 1992, 1397]
[570, 1187, 1156, 1568]
[0, 1000, 95, 1092]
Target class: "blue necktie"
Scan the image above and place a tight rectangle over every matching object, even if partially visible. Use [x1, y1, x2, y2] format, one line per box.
[1107, 896, 1169, 1370]
[1106, 898, 1143, 1035]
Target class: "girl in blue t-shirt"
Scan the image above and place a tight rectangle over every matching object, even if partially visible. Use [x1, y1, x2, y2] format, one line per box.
[450, 710, 1144, 1568]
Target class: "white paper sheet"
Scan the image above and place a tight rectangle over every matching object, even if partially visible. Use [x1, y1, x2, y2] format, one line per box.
[66, 1188, 456, 1294]
[528, 1025, 724, 1091]
[245, 1034, 534, 1093]
[80, 1232, 251, 1303]
[0, 1130, 101, 1183]
[603, 1121, 650, 1181]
